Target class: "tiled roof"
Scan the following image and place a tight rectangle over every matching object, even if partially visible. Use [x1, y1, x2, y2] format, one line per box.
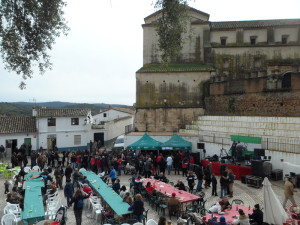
[0, 116, 36, 134]
[36, 108, 90, 117]
[210, 19, 300, 29]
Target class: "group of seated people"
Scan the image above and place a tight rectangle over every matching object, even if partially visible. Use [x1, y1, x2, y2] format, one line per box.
[208, 198, 263, 225]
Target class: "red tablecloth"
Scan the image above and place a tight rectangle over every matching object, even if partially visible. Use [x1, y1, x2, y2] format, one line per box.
[201, 160, 252, 180]
[143, 178, 199, 203]
[204, 205, 253, 224]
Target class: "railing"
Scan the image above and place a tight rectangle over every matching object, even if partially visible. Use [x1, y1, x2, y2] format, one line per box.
[198, 131, 300, 154]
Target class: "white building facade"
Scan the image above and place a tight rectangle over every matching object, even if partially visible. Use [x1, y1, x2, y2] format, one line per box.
[33, 108, 93, 151]
[92, 107, 135, 145]
[0, 116, 37, 157]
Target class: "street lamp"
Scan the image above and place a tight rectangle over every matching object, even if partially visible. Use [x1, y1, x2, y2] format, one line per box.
[164, 97, 167, 105]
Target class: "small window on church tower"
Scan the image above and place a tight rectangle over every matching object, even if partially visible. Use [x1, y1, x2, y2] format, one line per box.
[220, 37, 227, 46]
[282, 35, 288, 44]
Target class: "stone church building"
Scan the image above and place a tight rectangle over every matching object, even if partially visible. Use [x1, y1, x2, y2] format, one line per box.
[135, 6, 300, 132]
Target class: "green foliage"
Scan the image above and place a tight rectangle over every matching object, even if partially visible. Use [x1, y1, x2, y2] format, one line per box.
[0, 103, 32, 116]
[228, 97, 235, 113]
[154, 0, 190, 64]
[0, 0, 69, 89]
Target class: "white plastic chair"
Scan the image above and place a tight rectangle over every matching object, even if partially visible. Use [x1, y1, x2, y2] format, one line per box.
[146, 219, 158, 225]
[1, 213, 16, 225]
[3, 204, 20, 215]
[79, 168, 86, 173]
[32, 166, 40, 171]
[24, 167, 31, 173]
[8, 209, 21, 224]
[45, 201, 60, 220]
[133, 223, 143, 225]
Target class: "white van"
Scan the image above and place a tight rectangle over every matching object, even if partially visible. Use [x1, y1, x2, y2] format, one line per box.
[113, 135, 124, 150]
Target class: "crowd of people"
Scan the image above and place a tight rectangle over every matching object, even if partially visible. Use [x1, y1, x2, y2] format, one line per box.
[2, 145, 293, 225]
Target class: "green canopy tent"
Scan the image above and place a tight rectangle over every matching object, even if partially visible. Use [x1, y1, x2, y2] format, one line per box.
[160, 134, 192, 150]
[127, 133, 162, 150]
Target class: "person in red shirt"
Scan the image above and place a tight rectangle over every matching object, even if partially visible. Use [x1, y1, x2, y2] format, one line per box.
[90, 156, 96, 173]
[117, 157, 122, 176]
[76, 155, 81, 169]
[82, 184, 92, 194]
[179, 152, 183, 161]
[145, 181, 155, 194]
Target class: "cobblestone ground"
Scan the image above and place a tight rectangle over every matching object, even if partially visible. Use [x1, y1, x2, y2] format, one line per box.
[0, 160, 299, 225]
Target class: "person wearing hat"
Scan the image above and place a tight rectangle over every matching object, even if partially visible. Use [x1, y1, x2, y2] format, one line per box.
[233, 209, 250, 225]
[167, 193, 181, 217]
[249, 204, 263, 225]
[212, 216, 228, 225]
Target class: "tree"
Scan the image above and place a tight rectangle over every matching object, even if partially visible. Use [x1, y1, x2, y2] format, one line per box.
[0, 0, 69, 89]
[154, 0, 190, 64]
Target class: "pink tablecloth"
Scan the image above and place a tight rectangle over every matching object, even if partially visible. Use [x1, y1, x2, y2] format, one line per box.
[143, 178, 199, 203]
[204, 205, 253, 224]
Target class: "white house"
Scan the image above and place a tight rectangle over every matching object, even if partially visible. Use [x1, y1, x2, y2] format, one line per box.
[92, 107, 135, 145]
[33, 108, 93, 151]
[0, 116, 37, 157]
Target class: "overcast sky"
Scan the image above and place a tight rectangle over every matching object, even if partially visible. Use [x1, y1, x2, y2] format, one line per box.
[0, 0, 300, 105]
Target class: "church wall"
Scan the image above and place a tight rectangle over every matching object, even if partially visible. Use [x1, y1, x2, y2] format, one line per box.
[136, 71, 211, 108]
[134, 107, 205, 132]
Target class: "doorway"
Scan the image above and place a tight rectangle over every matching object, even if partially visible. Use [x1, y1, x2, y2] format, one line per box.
[24, 138, 31, 155]
[47, 137, 56, 150]
[94, 132, 104, 147]
[5, 139, 17, 158]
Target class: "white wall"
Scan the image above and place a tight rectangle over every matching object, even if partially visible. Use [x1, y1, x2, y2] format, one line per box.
[93, 110, 133, 124]
[0, 133, 37, 157]
[37, 116, 92, 150]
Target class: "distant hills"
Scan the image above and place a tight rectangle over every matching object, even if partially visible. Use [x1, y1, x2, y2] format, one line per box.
[0, 101, 128, 116]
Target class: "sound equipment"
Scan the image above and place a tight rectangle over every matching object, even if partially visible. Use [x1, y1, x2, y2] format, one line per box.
[271, 169, 283, 181]
[251, 160, 264, 177]
[221, 156, 232, 160]
[247, 176, 262, 188]
[197, 143, 205, 149]
[254, 148, 265, 157]
[244, 154, 251, 161]
[241, 175, 250, 184]
[263, 161, 272, 177]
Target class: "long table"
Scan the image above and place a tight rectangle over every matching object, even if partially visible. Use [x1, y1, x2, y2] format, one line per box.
[80, 170, 132, 216]
[204, 205, 253, 224]
[21, 172, 45, 225]
[143, 178, 200, 203]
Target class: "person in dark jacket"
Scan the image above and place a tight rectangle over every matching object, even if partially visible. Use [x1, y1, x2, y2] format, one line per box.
[128, 194, 144, 222]
[220, 171, 229, 198]
[211, 173, 218, 196]
[186, 171, 196, 193]
[112, 178, 121, 194]
[174, 153, 181, 175]
[30, 151, 37, 168]
[64, 165, 73, 183]
[174, 180, 186, 191]
[64, 179, 74, 206]
[68, 189, 91, 225]
[249, 204, 263, 225]
[158, 157, 166, 175]
[195, 165, 203, 192]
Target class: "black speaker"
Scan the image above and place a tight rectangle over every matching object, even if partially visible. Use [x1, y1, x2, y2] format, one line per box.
[251, 160, 264, 177]
[245, 154, 251, 161]
[197, 143, 205, 149]
[254, 148, 265, 157]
